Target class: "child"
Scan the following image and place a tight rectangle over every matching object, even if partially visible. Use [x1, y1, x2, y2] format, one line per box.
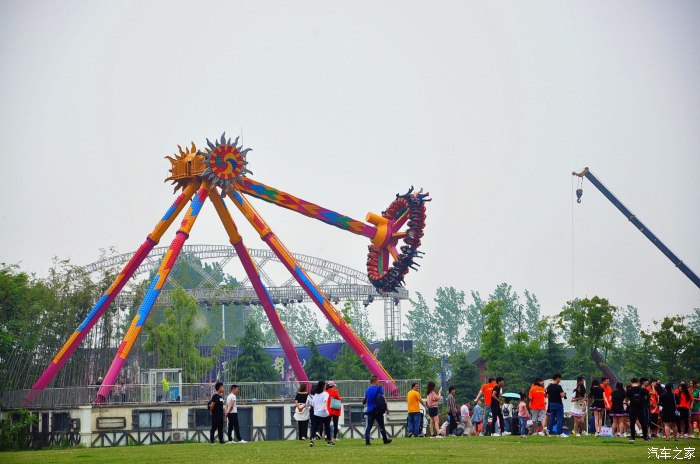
[518, 393, 530, 437]
[472, 399, 484, 435]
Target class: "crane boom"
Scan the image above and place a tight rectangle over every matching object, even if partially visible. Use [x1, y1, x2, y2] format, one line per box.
[573, 167, 700, 290]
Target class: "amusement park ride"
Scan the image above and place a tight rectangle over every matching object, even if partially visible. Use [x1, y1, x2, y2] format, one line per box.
[27, 134, 429, 403]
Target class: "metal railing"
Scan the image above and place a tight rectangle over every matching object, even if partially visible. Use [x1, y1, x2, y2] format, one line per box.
[1, 379, 419, 410]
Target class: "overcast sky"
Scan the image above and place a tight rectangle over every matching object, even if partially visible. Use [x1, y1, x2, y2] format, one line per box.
[1, 0, 698, 334]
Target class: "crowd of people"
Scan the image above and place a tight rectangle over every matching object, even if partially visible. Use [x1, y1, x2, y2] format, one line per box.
[206, 375, 699, 445]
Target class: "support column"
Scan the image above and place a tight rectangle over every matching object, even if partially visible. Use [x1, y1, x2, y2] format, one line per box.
[229, 189, 397, 395]
[27, 180, 200, 404]
[210, 192, 308, 384]
[97, 183, 210, 402]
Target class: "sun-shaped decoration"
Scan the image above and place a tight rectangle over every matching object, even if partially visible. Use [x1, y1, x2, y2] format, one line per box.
[165, 142, 203, 193]
[203, 133, 252, 196]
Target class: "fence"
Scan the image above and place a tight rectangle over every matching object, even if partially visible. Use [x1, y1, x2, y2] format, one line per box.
[1, 379, 419, 410]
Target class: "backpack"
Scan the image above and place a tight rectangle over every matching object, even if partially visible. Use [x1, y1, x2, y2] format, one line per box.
[374, 387, 387, 415]
[631, 389, 643, 407]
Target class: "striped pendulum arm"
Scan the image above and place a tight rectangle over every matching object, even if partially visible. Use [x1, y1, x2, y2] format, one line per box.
[96, 183, 210, 402]
[27, 180, 201, 404]
[210, 192, 309, 384]
[229, 189, 397, 395]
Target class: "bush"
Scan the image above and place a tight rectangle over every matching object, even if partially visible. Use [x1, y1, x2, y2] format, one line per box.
[0, 409, 36, 451]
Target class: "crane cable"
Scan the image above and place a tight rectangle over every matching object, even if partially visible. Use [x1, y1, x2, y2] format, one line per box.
[571, 175, 575, 301]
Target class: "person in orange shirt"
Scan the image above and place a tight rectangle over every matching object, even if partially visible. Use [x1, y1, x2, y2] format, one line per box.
[474, 377, 496, 436]
[528, 379, 546, 435]
[675, 381, 693, 438]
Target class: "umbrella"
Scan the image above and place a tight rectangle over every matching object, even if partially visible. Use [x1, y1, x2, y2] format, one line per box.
[502, 392, 521, 400]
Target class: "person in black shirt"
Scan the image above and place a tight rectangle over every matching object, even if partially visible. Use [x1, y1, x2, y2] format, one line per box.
[610, 382, 628, 437]
[545, 373, 567, 437]
[625, 378, 649, 441]
[490, 377, 506, 436]
[209, 381, 225, 444]
[659, 382, 678, 441]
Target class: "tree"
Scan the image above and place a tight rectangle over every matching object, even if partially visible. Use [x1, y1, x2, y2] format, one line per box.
[464, 291, 486, 350]
[277, 304, 325, 345]
[332, 345, 370, 380]
[378, 339, 409, 379]
[558, 297, 616, 381]
[446, 352, 481, 401]
[529, 318, 566, 380]
[228, 318, 277, 382]
[489, 283, 523, 343]
[304, 340, 335, 381]
[480, 300, 507, 375]
[343, 300, 377, 341]
[523, 290, 542, 340]
[642, 316, 698, 381]
[142, 288, 215, 383]
[432, 287, 467, 355]
[407, 343, 440, 385]
[405, 292, 436, 350]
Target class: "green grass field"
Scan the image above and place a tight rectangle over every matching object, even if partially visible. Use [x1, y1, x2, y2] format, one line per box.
[2, 435, 686, 464]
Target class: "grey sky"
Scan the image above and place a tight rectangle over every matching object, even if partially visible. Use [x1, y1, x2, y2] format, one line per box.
[1, 0, 698, 334]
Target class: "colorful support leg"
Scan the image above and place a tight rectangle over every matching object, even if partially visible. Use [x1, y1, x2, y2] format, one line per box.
[229, 189, 397, 395]
[26, 180, 200, 404]
[210, 192, 308, 384]
[96, 183, 210, 402]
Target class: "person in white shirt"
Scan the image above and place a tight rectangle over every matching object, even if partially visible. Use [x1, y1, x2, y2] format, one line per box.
[225, 385, 246, 443]
[309, 380, 333, 447]
[460, 400, 473, 434]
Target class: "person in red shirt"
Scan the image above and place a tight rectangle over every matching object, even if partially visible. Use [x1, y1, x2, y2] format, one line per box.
[528, 379, 546, 435]
[325, 381, 343, 441]
[601, 377, 613, 418]
[647, 379, 660, 438]
[474, 377, 496, 436]
[675, 382, 693, 438]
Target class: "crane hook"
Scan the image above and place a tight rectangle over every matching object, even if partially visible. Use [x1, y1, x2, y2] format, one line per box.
[576, 188, 583, 203]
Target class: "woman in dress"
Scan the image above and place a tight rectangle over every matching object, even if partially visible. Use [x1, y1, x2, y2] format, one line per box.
[570, 376, 588, 437]
[610, 382, 628, 437]
[659, 382, 679, 441]
[425, 381, 443, 438]
[293, 383, 310, 440]
[589, 379, 606, 436]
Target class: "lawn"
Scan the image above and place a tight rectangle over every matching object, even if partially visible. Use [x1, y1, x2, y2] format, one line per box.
[1, 435, 680, 464]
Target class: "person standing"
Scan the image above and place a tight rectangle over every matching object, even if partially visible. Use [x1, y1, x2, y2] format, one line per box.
[601, 377, 613, 421]
[626, 378, 649, 441]
[310, 380, 333, 447]
[326, 381, 343, 440]
[472, 400, 483, 435]
[570, 376, 587, 437]
[517, 393, 530, 437]
[545, 374, 567, 438]
[406, 383, 426, 438]
[659, 382, 679, 441]
[690, 379, 700, 438]
[294, 383, 310, 440]
[363, 375, 392, 446]
[675, 381, 693, 438]
[610, 382, 628, 438]
[425, 382, 443, 438]
[528, 379, 546, 436]
[589, 379, 606, 436]
[447, 386, 459, 436]
[225, 384, 246, 444]
[648, 379, 661, 438]
[209, 381, 225, 445]
[490, 377, 506, 437]
[474, 377, 496, 436]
